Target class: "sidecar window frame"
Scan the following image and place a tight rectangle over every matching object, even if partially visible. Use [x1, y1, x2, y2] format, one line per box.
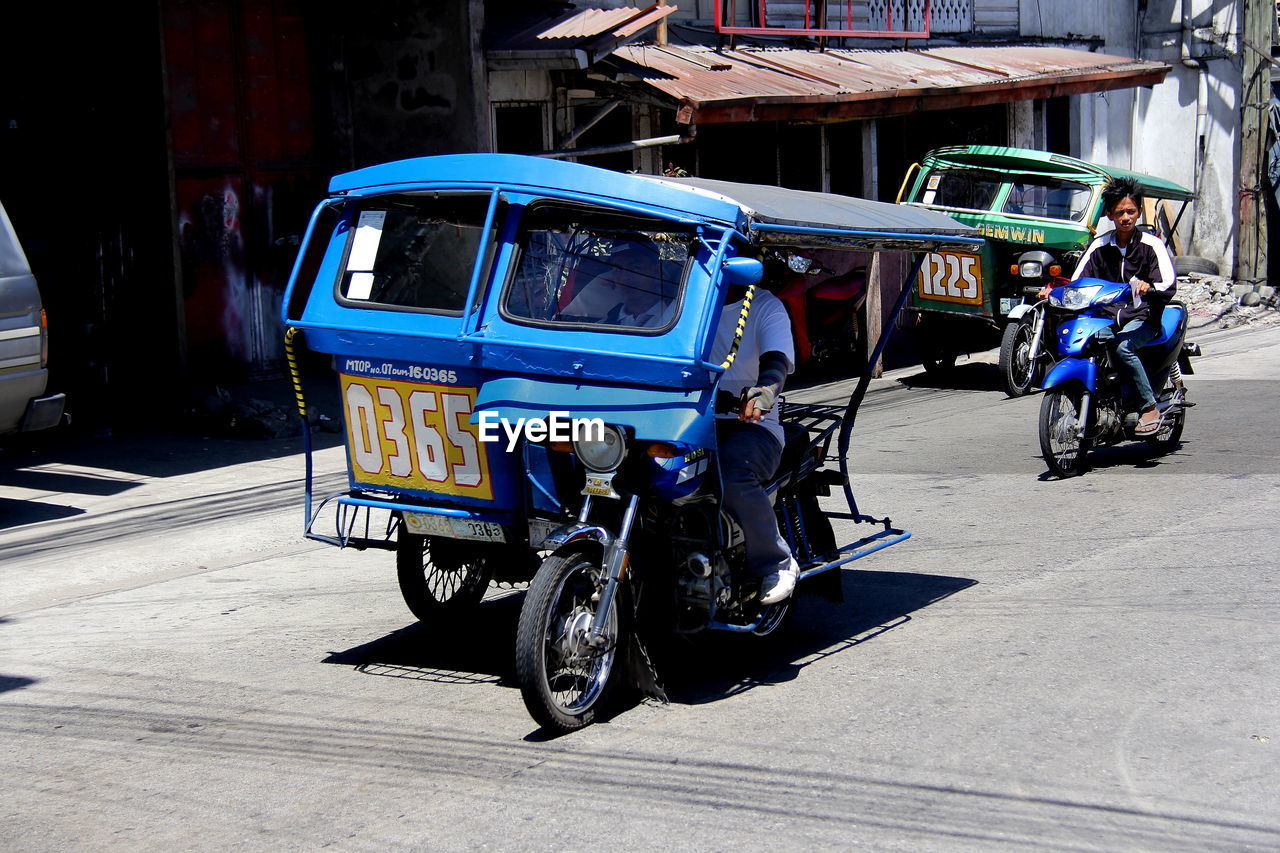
[332, 191, 501, 317]
[498, 200, 696, 336]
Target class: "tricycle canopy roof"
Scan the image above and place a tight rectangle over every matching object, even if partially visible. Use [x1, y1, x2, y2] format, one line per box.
[327, 153, 980, 252]
[920, 145, 1195, 201]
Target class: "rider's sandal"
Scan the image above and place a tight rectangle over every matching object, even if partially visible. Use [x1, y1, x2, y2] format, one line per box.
[1134, 418, 1160, 435]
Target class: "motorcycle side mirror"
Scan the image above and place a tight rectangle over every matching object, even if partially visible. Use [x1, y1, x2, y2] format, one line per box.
[721, 257, 764, 289]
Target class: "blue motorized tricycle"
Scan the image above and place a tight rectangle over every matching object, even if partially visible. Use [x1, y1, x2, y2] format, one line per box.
[282, 154, 979, 732]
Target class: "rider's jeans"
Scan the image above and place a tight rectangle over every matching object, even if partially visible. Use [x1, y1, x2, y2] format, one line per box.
[1097, 318, 1159, 409]
[717, 421, 791, 579]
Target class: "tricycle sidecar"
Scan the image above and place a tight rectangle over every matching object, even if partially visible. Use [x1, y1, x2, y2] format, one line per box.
[282, 154, 979, 730]
[896, 146, 1194, 396]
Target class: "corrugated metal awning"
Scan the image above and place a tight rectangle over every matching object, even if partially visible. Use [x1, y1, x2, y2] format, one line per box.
[487, 4, 677, 70]
[608, 45, 1171, 124]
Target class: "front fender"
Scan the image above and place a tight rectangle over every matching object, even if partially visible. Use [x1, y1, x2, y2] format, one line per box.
[1042, 357, 1096, 393]
[1006, 304, 1034, 322]
[541, 522, 612, 552]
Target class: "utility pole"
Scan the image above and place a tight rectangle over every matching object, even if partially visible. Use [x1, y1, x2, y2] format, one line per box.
[1237, 0, 1269, 286]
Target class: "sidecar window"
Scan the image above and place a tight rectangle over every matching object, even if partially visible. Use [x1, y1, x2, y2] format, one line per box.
[1002, 177, 1093, 222]
[502, 204, 693, 333]
[917, 169, 1002, 212]
[336, 193, 497, 314]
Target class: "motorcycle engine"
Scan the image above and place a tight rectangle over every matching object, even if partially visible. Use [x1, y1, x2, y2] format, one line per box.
[669, 504, 740, 629]
[1093, 399, 1123, 442]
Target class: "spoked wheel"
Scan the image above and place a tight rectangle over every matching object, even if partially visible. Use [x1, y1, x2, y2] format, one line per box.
[999, 319, 1037, 397]
[395, 533, 493, 621]
[1039, 385, 1091, 478]
[516, 549, 620, 733]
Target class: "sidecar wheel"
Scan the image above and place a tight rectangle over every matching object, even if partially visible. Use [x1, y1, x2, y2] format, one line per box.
[516, 548, 620, 733]
[1039, 386, 1090, 478]
[395, 533, 493, 622]
[999, 319, 1037, 397]
[921, 346, 957, 376]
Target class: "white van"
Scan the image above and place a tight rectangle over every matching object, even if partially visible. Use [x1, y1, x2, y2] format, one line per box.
[0, 200, 64, 435]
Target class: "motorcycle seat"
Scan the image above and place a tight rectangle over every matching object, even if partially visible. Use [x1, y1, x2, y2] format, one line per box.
[810, 269, 867, 301]
[1143, 302, 1188, 350]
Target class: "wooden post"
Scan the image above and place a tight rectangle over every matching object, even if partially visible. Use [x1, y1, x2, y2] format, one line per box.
[1237, 0, 1269, 285]
[860, 119, 882, 376]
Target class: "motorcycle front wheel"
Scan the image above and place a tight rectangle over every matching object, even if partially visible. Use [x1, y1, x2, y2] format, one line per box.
[999, 319, 1037, 397]
[1039, 385, 1091, 478]
[516, 548, 620, 733]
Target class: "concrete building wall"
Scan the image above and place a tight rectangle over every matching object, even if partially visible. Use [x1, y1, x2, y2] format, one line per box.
[337, 0, 488, 167]
[1042, 0, 1244, 271]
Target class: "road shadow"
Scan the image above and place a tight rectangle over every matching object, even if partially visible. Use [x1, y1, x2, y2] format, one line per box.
[897, 363, 1004, 392]
[1034, 438, 1191, 480]
[654, 569, 976, 707]
[0, 427, 345, 481]
[0, 497, 85, 529]
[321, 590, 526, 685]
[320, 570, 974, 733]
[0, 675, 37, 694]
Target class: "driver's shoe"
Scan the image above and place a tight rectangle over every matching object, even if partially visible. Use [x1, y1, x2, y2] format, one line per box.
[1134, 406, 1160, 435]
[760, 559, 800, 605]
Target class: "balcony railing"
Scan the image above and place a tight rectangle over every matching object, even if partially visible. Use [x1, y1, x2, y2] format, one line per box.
[714, 0, 933, 38]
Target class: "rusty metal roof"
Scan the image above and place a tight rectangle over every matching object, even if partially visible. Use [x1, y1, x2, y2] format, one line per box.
[488, 4, 676, 69]
[609, 45, 1171, 123]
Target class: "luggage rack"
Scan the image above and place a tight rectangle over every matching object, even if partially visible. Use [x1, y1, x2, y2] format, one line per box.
[304, 491, 402, 551]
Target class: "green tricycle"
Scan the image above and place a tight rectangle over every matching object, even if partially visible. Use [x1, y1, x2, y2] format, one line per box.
[896, 145, 1199, 396]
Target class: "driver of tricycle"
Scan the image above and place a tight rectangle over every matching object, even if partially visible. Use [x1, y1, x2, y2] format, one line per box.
[711, 273, 799, 605]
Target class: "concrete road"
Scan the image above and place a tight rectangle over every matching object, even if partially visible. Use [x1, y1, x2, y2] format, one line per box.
[2, 324, 1277, 851]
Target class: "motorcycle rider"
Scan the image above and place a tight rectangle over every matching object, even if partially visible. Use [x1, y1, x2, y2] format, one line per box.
[1039, 178, 1176, 435]
[711, 277, 799, 605]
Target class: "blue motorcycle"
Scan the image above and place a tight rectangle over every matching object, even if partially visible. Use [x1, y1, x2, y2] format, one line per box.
[1037, 277, 1199, 478]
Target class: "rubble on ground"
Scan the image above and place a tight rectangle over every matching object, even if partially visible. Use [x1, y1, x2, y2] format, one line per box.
[183, 385, 338, 439]
[1178, 274, 1278, 330]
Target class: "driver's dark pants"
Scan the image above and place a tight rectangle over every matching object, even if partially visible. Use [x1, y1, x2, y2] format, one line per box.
[1097, 318, 1159, 409]
[717, 420, 792, 579]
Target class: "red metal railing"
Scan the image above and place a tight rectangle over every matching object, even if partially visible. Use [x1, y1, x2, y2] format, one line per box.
[713, 0, 932, 38]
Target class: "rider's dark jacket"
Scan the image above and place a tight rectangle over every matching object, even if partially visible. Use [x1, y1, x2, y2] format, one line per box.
[1072, 230, 1177, 326]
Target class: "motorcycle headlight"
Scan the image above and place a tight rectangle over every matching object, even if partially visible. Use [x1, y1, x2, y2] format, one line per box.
[1019, 261, 1044, 278]
[573, 425, 627, 472]
[785, 254, 814, 274]
[1049, 285, 1101, 310]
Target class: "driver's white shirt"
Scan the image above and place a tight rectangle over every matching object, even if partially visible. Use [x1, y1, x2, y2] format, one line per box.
[710, 288, 795, 446]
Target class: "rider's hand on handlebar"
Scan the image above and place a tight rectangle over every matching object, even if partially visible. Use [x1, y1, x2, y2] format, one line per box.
[1036, 285, 1051, 300]
[739, 386, 775, 423]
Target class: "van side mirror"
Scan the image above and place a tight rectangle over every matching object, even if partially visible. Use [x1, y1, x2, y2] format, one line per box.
[721, 257, 763, 288]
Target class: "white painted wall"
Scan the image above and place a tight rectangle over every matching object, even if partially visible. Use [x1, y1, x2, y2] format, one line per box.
[1049, 0, 1243, 271]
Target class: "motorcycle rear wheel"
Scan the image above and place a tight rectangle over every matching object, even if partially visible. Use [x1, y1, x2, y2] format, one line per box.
[1039, 386, 1091, 478]
[1145, 391, 1186, 453]
[516, 548, 620, 733]
[999, 319, 1037, 397]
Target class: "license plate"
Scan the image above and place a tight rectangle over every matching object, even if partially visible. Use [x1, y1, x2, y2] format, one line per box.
[527, 518, 560, 549]
[583, 473, 621, 499]
[402, 511, 506, 543]
[917, 251, 983, 306]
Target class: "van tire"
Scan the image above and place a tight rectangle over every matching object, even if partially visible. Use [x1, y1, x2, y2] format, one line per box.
[1174, 255, 1219, 277]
